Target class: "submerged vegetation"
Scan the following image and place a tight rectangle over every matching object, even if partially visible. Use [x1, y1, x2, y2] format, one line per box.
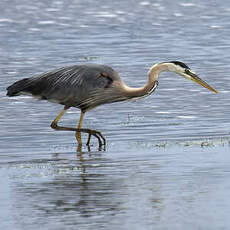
[131, 137, 230, 149]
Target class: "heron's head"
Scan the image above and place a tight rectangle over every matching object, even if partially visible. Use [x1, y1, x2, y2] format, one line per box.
[166, 61, 218, 93]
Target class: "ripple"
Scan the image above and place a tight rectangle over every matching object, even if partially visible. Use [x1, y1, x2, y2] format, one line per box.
[6, 71, 18, 75]
[180, 3, 196, 7]
[219, 90, 230, 93]
[28, 28, 41, 31]
[45, 8, 60, 12]
[38, 21, 56, 25]
[155, 111, 171, 114]
[115, 10, 125, 14]
[95, 12, 118, 18]
[177, 115, 197, 119]
[0, 18, 13, 22]
[174, 13, 184, 17]
[139, 1, 151, 6]
[210, 25, 224, 29]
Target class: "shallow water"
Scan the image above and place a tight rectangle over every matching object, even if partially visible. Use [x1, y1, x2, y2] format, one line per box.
[1, 0, 230, 229]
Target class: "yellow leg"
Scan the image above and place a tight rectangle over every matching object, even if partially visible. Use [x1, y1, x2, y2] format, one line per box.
[50, 107, 105, 149]
[51, 105, 69, 129]
[75, 111, 84, 146]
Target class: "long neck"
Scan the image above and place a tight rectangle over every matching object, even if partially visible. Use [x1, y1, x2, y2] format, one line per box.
[121, 63, 169, 98]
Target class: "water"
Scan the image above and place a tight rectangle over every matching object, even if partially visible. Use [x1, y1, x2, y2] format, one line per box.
[1, 0, 230, 229]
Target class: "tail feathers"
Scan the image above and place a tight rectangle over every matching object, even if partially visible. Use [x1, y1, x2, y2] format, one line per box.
[6, 78, 34, 96]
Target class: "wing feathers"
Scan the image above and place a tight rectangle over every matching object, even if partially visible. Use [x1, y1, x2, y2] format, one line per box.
[6, 64, 121, 110]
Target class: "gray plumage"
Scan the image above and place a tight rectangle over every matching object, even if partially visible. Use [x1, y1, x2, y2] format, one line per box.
[7, 64, 128, 112]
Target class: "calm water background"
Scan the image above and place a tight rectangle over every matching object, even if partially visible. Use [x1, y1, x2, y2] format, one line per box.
[1, 0, 230, 229]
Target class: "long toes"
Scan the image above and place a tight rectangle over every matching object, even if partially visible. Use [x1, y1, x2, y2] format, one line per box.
[96, 131, 106, 146]
[91, 130, 106, 146]
[92, 132, 103, 147]
[91, 130, 107, 146]
[85, 131, 102, 147]
[86, 134, 92, 146]
[78, 128, 106, 147]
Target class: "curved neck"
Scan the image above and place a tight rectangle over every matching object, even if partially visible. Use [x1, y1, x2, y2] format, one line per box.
[121, 63, 169, 99]
[147, 63, 169, 82]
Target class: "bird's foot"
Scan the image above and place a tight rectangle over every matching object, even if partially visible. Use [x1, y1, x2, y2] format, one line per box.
[79, 128, 106, 148]
[50, 122, 106, 149]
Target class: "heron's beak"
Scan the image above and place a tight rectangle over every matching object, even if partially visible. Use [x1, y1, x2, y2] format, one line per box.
[185, 69, 218, 93]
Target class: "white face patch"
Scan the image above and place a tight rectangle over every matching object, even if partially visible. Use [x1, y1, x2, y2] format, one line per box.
[168, 63, 184, 73]
[167, 63, 193, 80]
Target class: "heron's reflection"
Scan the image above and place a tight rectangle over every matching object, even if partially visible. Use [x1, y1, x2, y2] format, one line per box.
[9, 149, 164, 227]
[76, 141, 106, 153]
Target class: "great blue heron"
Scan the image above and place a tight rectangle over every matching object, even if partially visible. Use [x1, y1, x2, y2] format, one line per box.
[6, 61, 217, 148]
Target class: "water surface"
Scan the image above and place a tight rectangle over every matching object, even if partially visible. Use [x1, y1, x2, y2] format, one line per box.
[1, 0, 230, 229]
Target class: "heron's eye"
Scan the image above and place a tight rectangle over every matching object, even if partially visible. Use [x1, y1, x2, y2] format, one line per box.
[184, 69, 190, 74]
